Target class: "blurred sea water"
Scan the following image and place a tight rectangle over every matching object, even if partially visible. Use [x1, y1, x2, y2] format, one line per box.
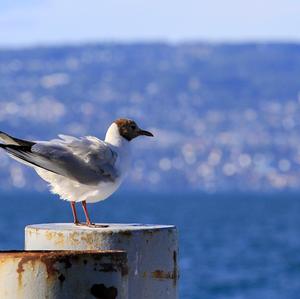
[1, 191, 300, 298]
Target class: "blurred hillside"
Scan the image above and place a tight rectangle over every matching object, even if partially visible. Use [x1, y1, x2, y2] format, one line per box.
[0, 43, 300, 192]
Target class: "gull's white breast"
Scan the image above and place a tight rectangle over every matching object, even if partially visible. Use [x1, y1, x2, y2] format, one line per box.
[35, 123, 131, 203]
[35, 148, 130, 203]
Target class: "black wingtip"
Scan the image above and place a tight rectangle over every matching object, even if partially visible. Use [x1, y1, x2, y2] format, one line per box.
[0, 143, 33, 152]
[0, 131, 35, 147]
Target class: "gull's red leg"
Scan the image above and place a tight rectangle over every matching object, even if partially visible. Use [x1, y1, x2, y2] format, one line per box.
[82, 200, 93, 225]
[70, 201, 79, 225]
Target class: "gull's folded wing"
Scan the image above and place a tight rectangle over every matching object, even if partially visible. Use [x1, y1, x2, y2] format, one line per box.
[0, 135, 118, 185]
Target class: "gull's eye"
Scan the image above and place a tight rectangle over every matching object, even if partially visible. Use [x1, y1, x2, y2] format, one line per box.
[131, 124, 136, 130]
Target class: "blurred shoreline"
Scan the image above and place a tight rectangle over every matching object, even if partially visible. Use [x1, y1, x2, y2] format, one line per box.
[1, 42, 300, 193]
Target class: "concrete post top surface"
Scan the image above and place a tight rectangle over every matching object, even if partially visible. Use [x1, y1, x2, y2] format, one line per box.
[26, 223, 176, 233]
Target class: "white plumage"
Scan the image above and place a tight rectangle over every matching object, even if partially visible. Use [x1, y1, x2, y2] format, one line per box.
[0, 118, 153, 225]
[35, 123, 131, 203]
[0, 123, 130, 203]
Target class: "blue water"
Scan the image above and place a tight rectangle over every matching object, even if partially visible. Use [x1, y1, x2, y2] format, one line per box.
[1, 191, 300, 299]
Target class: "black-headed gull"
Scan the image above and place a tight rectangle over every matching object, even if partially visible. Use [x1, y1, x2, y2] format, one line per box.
[0, 119, 153, 226]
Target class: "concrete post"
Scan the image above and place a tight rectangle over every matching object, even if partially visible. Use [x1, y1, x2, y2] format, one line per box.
[0, 250, 128, 299]
[25, 223, 179, 299]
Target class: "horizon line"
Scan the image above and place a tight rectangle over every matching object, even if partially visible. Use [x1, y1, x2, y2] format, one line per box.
[1, 38, 300, 51]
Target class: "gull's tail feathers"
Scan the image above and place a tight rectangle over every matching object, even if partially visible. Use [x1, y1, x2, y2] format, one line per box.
[0, 142, 62, 176]
[0, 132, 38, 169]
[0, 131, 35, 147]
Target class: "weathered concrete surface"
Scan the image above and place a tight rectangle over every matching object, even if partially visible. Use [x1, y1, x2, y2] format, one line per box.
[0, 250, 128, 299]
[25, 223, 179, 299]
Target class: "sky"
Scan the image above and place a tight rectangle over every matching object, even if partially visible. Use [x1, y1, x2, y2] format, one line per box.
[0, 0, 300, 47]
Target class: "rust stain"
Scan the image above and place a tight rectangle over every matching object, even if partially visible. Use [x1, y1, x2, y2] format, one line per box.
[15, 252, 73, 287]
[80, 233, 96, 248]
[151, 250, 179, 286]
[16, 254, 59, 287]
[151, 270, 176, 280]
[17, 256, 33, 287]
[40, 257, 60, 277]
[90, 283, 118, 299]
[16, 254, 61, 285]
[45, 231, 52, 240]
[69, 232, 80, 244]
[45, 231, 65, 247]
[0, 250, 124, 257]
[2, 250, 127, 290]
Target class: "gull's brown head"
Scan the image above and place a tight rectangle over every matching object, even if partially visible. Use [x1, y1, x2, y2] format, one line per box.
[114, 118, 154, 141]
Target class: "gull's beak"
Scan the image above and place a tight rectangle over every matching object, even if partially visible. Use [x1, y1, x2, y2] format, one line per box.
[138, 129, 154, 137]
